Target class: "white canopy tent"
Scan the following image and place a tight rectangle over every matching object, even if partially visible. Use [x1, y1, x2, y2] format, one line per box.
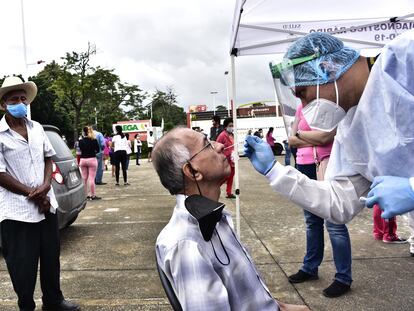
[229, 0, 414, 235]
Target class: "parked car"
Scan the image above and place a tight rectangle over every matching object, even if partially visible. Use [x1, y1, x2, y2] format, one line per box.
[43, 125, 87, 228]
[0, 125, 87, 249]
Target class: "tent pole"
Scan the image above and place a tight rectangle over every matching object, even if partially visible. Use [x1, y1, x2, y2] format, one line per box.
[230, 54, 241, 237]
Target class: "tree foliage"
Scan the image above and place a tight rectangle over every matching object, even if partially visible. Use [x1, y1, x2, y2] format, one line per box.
[1, 44, 186, 144]
[216, 105, 227, 111]
[37, 43, 146, 143]
[143, 87, 186, 131]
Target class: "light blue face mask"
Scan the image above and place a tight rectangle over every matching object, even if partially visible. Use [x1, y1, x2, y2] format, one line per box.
[7, 103, 27, 118]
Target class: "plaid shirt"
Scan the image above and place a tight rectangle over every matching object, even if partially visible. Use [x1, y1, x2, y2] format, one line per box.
[156, 195, 279, 311]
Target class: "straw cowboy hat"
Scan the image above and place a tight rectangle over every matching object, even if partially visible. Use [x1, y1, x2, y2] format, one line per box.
[0, 76, 37, 104]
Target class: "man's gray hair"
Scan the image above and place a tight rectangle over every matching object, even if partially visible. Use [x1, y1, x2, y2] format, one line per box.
[152, 133, 190, 195]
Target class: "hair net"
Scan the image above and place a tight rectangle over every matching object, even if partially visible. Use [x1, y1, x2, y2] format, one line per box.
[285, 32, 360, 86]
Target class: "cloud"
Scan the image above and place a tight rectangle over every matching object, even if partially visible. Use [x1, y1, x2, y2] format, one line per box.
[2, 0, 246, 111]
[3, 0, 406, 114]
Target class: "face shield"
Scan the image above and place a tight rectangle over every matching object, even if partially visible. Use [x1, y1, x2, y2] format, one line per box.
[269, 52, 320, 136]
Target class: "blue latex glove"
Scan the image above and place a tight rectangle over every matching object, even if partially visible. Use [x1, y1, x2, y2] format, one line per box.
[244, 135, 276, 175]
[366, 176, 414, 218]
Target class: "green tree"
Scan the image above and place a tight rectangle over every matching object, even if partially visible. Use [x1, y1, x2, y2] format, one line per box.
[144, 87, 186, 131]
[216, 105, 227, 111]
[50, 43, 146, 141]
[30, 62, 74, 144]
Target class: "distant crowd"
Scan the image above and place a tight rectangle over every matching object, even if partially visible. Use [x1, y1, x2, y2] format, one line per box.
[74, 126, 157, 199]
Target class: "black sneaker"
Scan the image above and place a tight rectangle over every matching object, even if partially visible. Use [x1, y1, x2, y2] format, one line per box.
[42, 299, 80, 310]
[90, 196, 102, 200]
[288, 270, 318, 283]
[323, 280, 351, 298]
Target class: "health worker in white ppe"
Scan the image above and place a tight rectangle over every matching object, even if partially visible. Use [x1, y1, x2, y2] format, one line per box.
[244, 30, 414, 255]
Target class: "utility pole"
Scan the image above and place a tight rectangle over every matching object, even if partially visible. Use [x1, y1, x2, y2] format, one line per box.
[210, 91, 218, 115]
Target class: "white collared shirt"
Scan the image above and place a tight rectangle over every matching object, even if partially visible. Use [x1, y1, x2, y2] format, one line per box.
[156, 195, 279, 311]
[0, 116, 58, 223]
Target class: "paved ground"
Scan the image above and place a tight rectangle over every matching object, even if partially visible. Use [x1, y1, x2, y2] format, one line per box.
[0, 157, 413, 310]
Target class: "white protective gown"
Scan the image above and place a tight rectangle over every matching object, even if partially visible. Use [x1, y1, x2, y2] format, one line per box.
[266, 29, 414, 224]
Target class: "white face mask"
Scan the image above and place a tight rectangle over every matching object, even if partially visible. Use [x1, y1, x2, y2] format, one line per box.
[302, 81, 346, 132]
[226, 127, 234, 133]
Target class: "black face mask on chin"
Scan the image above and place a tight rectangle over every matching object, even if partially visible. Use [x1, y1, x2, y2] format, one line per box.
[185, 194, 225, 241]
[183, 162, 225, 242]
[183, 163, 230, 265]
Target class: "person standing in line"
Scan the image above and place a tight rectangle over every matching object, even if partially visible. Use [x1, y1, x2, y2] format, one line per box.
[254, 128, 263, 138]
[408, 214, 414, 256]
[0, 76, 80, 311]
[147, 131, 155, 162]
[287, 104, 352, 297]
[372, 206, 406, 243]
[108, 136, 115, 178]
[209, 115, 223, 141]
[74, 137, 82, 165]
[291, 146, 298, 168]
[266, 127, 277, 154]
[103, 134, 111, 171]
[134, 133, 142, 165]
[283, 140, 291, 166]
[93, 125, 106, 185]
[112, 125, 129, 186]
[216, 118, 236, 199]
[79, 126, 101, 200]
[125, 133, 132, 170]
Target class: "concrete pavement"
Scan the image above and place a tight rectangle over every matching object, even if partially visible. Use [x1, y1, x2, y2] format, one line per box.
[0, 157, 413, 310]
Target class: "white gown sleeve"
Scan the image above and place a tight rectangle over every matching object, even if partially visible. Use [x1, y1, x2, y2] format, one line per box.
[266, 162, 372, 224]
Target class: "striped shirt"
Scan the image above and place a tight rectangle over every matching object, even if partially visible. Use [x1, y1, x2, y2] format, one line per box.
[0, 116, 58, 223]
[156, 195, 279, 311]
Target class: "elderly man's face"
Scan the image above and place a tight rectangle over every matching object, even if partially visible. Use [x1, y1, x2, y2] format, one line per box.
[1, 90, 28, 110]
[184, 130, 230, 183]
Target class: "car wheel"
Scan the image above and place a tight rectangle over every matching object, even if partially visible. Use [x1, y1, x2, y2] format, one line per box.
[64, 214, 79, 228]
[274, 143, 283, 156]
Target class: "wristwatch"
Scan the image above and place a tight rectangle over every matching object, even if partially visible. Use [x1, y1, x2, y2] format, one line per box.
[295, 131, 301, 138]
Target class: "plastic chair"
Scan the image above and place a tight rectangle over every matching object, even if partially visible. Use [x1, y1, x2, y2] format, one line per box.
[156, 256, 183, 311]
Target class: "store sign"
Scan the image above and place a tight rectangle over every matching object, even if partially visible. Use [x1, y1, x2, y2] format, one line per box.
[189, 105, 207, 113]
[112, 120, 151, 133]
[238, 106, 277, 117]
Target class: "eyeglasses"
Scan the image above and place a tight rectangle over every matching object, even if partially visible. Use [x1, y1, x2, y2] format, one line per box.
[6, 95, 27, 104]
[188, 137, 215, 162]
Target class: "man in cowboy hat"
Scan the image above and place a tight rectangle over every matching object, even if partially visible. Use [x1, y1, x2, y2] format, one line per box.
[0, 76, 80, 311]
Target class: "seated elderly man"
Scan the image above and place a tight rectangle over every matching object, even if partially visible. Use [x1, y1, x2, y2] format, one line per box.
[153, 127, 309, 311]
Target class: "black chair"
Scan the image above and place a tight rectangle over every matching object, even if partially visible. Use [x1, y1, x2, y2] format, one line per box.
[156, 256, 183, 311]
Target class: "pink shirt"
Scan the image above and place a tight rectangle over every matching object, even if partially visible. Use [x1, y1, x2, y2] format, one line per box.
[266, 132, 275, 146]
[295, 104, 333, 165]
[216, 130, 234, 161]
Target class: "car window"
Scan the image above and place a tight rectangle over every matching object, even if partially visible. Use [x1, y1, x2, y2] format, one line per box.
[45, 130, 73, 159]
